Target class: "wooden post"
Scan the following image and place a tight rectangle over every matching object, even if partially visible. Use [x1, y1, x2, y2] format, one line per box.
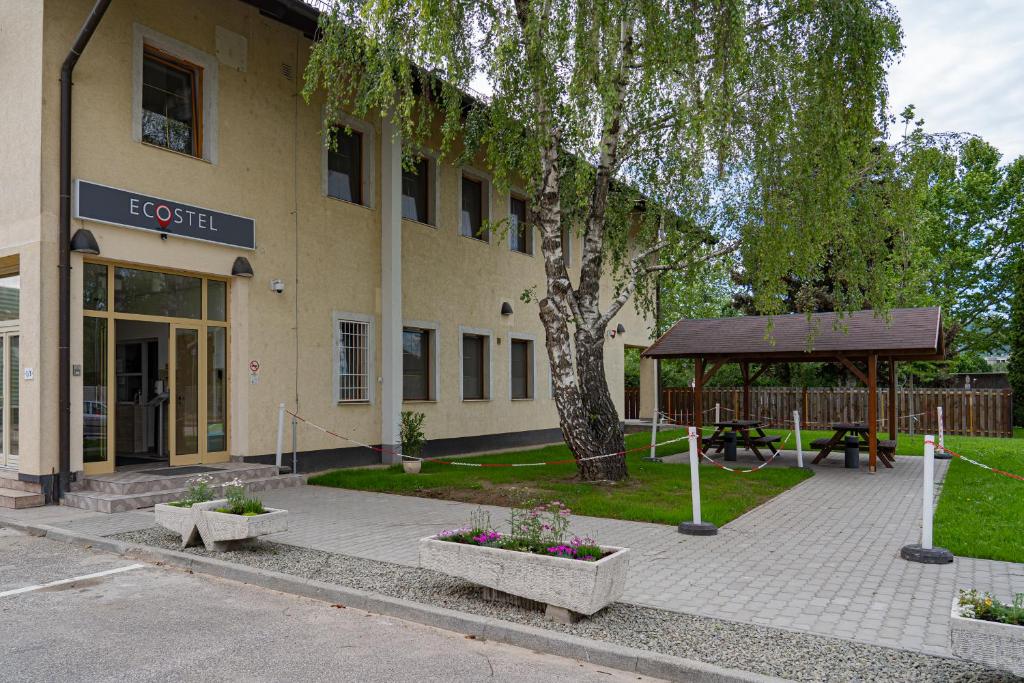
[694, 357, 704, 447]
[741, 361, 750, 420]
[867, 354, 878, 473]
[888, 359, 898, 444]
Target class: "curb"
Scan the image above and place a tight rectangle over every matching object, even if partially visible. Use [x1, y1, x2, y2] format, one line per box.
[2, 520, 782, 683]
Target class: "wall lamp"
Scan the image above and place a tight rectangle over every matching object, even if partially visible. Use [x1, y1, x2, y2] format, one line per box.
[616, 323, 626, 335]
[500, 301, 514, 316]
[70, 228, 100, 255]
[231, 256, 254, 278]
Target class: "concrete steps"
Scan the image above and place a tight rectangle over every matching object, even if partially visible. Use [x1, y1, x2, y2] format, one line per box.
[0, 469, 45, 509]
[63, 474, 304, 513]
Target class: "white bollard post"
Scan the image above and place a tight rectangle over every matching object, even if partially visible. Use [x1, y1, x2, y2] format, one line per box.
[275, 402, 286, 470]
[647, 409, 660, 461]
[935, 406, 951, 459]
[793, 410, 804, 469]
[678, 426, 718, 535]
[715, 402, 720, 425]
[899, 435, 952, 563]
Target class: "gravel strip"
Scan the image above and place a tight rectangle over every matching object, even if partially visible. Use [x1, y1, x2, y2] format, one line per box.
[112, 527, 1019, 683]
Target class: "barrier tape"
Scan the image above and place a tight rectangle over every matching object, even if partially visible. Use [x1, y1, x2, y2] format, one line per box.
[698, 432, 792, 474]
[286, 410, 689, 468]
[925, 439, 1024, 483]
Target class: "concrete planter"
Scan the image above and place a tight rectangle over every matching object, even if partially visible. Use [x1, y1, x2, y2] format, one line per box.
[419, 536, 629, 620]
[154, 499, 288, 550]
[402, 459, 422, 474]
[951, 597, 1024, 676]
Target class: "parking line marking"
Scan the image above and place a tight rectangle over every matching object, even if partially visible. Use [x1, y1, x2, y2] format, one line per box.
[0, 563, 146, 597]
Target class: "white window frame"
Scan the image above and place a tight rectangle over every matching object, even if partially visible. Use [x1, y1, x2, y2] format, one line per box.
[508, 333, 536, 401]
[402, 320, 440, 402]
[333, 311, 375, 405]
[508, 191, 534, 256]
[132, 23, 219, 163]
[457, 168, 492, 242]
[401, 149, 440, 227]
[459, 326, 493, 401]
[322, 113, 376, 209]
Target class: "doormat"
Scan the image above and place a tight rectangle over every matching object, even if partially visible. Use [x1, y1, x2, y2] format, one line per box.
[139, 466, 221, 476]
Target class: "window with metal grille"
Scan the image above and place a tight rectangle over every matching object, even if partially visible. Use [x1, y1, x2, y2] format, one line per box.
[336, 319, 370, 402]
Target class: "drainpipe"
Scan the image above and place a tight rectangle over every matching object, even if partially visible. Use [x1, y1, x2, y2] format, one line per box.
[59, 0, 112, 500]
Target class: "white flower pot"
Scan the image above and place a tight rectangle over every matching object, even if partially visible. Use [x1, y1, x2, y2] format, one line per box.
[155, 499, 288, 550]
[402, 459, 422, 474]
[419, 535, 630, 618]
[950, 596, 1024, 676]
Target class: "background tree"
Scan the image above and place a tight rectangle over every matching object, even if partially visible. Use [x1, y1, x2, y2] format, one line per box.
[304, 0, 906, 480]
[1009, 256, 1024, 427]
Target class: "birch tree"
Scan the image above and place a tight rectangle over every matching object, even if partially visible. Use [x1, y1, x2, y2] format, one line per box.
[304, 0, 906, 481]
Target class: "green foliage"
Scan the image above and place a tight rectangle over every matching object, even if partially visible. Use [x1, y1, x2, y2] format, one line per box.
[220, 478, 267, 516]
[303, 0, 907, 319]
[400, 411, 428, 458]
[958, 590, 1024, 626]
[172, 475, 214, 507]
[1010, 257, 1024, 426]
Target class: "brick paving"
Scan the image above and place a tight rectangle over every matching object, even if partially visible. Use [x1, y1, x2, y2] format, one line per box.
[4, 452, 1022, 658]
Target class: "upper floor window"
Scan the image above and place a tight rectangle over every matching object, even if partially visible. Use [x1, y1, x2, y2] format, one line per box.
[141, 47, 202, 157]
[509, 196, 531, 255]
[328, 129, 364, 205]
[402, 158, 431, 224]
[461, 175, 488, 241]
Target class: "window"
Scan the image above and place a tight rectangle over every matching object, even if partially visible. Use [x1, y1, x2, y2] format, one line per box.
[0, 273, 20, 321]
[460, 175, 488, 241]
[141, 46, 202, 157]
[509, 196, 531, 254]
[462, 333, 489, 400]
[402, 158, 431, 224]
[510, 338, 533, 400]
[561, 226, 573, 266]
[402, 328, 431, 400]
[328, 129, 364, 205]
[335, 317, 371, 403]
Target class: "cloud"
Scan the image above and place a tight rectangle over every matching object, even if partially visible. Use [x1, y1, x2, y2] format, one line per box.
[887, 0, 1024, 160]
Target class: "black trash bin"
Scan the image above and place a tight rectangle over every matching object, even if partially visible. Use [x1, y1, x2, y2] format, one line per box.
[844, 434, 861, 469]
[724, 431, 738, 461]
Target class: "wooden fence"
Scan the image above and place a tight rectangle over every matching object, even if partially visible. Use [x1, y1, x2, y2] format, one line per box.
[623, 386, 1014, 438]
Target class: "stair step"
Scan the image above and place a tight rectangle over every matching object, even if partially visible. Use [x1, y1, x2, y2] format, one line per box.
[62, 474, 304, 514]
[0, 487, 46, 509]
[0, 472, 43, 494]
[69, 464, 282, 495]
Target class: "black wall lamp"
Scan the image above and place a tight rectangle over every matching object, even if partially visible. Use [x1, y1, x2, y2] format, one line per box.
[616, 323, 626, 335]
[70, 228, 100, 255]
[231, 256, 254, 278]
[500, 301, 514, 316]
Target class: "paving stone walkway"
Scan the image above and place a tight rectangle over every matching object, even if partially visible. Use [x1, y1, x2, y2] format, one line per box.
[5, 452, 1022, 659]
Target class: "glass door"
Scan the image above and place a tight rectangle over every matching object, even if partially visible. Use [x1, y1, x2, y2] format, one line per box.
[169, 324, 201, 466]
[0, 332, 19, 469]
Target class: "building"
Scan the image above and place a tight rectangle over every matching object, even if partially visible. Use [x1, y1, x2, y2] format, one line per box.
[0, 0, 655, 507]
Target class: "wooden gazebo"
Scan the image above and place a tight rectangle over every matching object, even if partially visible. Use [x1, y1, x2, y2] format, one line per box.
[642, 308, 945, 472]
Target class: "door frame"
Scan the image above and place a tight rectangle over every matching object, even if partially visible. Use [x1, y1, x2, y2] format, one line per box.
[82, 260, 230, 475]
[0, 326, 19, 469]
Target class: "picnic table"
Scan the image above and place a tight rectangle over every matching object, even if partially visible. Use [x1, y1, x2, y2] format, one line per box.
[810, 422, 895, 468]
[703, 420, 781, 461]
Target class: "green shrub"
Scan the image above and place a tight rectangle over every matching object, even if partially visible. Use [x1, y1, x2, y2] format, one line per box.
[400, 411, 427, 459]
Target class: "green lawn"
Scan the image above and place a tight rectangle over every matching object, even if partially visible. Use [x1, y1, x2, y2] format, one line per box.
[932, 429, 1024, 564]
[309, 428, 813, 527]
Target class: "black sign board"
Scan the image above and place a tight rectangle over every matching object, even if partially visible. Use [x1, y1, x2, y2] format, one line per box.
[74, 180, 256, 250]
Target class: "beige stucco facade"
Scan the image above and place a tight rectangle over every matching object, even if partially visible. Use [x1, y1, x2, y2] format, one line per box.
[0, 0, 653, 491]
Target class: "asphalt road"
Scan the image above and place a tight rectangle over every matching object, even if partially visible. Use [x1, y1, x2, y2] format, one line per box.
[0, 528, 660, 682]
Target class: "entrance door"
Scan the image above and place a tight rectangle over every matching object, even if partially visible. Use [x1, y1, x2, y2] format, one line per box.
[0, 332, 19, 469]
[169, 325, 201, 467]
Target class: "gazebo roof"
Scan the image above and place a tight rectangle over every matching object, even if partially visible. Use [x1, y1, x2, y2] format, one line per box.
[643, 307, 944, 362]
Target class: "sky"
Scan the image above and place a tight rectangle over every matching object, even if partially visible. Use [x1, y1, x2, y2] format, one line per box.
[887, 0, 1024, 160]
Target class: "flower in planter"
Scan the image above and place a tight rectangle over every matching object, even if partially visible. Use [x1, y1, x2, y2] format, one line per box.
[472, 530, 502, 545]
[959, 589, 1024, 626]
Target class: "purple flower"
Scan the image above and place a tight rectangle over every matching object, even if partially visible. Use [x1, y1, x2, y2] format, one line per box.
[472, 530, 502, 545]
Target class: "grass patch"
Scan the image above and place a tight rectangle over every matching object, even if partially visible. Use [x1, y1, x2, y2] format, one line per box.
[933, 428, 1024, 564]
[309, 429, 812, 527]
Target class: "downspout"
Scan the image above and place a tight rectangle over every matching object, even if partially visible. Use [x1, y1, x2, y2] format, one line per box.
[59, 0, 112, 500]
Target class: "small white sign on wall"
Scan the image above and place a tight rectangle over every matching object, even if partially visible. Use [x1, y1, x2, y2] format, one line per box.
[23, 368, 33, 381]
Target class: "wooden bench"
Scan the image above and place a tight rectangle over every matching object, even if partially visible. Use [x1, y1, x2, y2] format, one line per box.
[810, 437, 833, 449]
[750, 436, 781, 446]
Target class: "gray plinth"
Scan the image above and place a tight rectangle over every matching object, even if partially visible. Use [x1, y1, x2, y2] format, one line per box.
[934, 451, 952, 460]
[900, 544, 954, 564]
[678, 521, 718, 536]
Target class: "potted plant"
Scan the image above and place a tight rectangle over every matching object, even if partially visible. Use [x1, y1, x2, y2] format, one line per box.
[400, 410, 427, 474]
[190, 479, 289, 551]
[951, 589, 1024, 675]
[154, 475, 214, 546]
[419, 502, 630, 623]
